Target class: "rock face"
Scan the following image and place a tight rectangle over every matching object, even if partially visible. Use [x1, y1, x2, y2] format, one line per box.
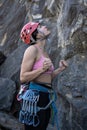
[0, 78, 16, 111]
[0, 0, 87, 130]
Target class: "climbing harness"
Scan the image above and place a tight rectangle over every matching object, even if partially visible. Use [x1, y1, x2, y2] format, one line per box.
[18, 82, 60, 130]
[17, 83, 29, 101]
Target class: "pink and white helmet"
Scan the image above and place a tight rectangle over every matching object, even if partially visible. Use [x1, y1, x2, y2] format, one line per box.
[20, 22, 39, 44]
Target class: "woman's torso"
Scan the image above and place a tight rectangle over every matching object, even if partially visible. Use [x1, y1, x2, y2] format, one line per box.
[32, 45, 54, 85]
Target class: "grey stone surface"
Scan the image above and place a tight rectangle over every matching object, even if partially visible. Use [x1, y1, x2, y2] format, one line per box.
[0, 78, 16, 111]
[0, 0, 87, 130]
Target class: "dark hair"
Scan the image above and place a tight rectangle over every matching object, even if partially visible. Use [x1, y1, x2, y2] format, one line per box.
[30, 29, 38, 45]
[32, 29, 38, 41]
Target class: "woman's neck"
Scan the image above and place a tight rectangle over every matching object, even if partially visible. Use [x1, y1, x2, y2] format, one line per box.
[36, 40, 46, 51]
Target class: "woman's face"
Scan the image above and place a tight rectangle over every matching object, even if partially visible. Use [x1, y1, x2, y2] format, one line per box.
[37, 24, 51, 37]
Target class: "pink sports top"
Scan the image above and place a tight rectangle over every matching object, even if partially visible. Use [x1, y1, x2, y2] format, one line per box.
[32, 46, 54, 74]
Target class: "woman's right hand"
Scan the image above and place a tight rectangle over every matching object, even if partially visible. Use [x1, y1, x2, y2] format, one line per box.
[43, 58, 52, 71]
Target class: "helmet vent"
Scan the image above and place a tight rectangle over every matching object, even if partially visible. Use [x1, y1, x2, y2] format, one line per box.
[24, 29, 26, 32]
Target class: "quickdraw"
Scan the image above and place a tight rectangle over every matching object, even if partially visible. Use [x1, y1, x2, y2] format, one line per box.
[19, 90, 40, 127]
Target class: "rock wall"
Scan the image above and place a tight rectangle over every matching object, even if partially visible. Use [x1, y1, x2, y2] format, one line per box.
[0, 0, 87, 130]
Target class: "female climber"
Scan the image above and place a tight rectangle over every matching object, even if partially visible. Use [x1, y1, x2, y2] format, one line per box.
[18, 22, 68, 130]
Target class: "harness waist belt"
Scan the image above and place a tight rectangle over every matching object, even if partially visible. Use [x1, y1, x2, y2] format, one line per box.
[29, 82, 53, 93]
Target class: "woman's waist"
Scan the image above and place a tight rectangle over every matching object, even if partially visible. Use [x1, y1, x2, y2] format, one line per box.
[32, 80, 52, 88]
[20, 74, 52, 87]
[34, 73, 52, 84]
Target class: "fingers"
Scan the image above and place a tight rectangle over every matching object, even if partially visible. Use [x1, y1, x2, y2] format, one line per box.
[59, 60, 68, 68]
[61, 60, 68, 67]
[44, 60, 52, 65]
[43, 58, 52, 71]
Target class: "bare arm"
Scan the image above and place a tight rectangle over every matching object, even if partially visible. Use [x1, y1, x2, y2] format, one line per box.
[51, 67, 66, 79]
[20, 46, 51, 83]
[51, 60, 68, 79]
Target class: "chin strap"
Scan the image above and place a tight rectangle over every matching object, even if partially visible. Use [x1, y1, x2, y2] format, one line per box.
[30, 29, 48, 45]
[30, 37, 46, 45]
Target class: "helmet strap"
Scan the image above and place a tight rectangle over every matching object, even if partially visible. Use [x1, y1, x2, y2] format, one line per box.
[36, 29, 48, 41]
[30, 30, 47, 45]
[30, 36, 36, 43]
[30, 37, 46, 45]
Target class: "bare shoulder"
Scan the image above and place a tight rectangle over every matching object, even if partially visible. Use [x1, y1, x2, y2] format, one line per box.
[25, 45, 37, 54]
[24, 45, 37, 58]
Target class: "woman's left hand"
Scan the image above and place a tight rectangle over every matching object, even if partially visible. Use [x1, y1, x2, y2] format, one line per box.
[59, 60, 68, 71]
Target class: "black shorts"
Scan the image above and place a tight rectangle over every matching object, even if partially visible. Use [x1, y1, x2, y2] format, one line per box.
[24, 91, 51, 130]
